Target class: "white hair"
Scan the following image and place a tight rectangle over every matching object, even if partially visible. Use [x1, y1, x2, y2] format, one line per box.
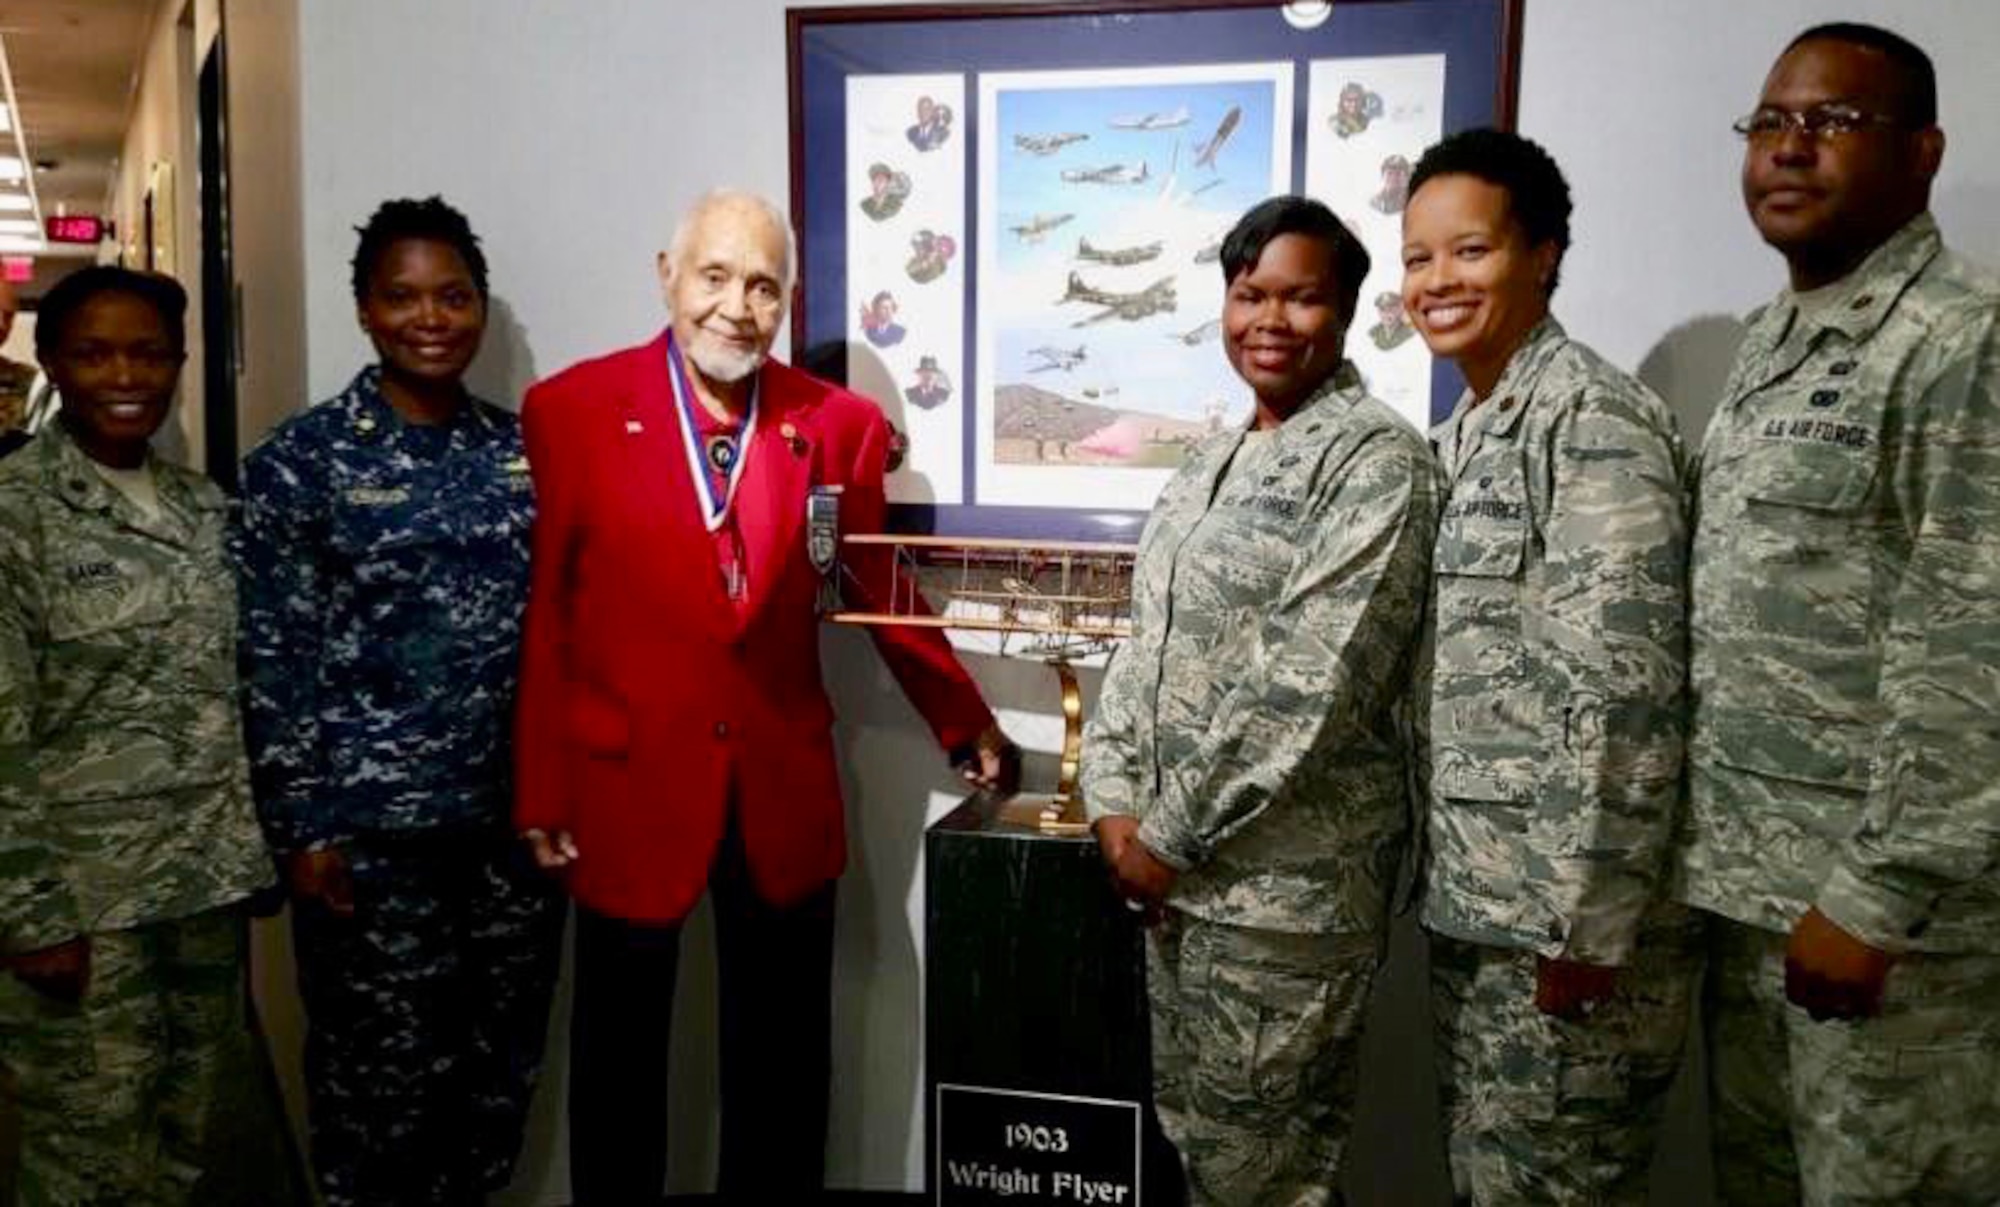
[664, 188, 798, 293]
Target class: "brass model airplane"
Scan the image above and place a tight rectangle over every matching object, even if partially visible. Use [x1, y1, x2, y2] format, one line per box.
[826, 534, 1138, 833]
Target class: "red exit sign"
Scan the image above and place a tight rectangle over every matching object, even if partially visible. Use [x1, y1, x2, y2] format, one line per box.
[44, 214, 107, 244]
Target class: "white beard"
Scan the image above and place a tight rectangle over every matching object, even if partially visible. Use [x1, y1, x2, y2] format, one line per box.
[686, 330, 767, 384]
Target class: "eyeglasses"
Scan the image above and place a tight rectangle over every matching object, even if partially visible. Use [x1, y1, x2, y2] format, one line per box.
[1732, 104, 1907, 142]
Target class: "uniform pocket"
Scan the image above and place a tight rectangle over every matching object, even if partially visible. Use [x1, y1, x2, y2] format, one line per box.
[1245, 975, 1339, 1105]
[1425, 761, 1535, 927]
[1743, 441, 1877, 513]
[1188, 955, 1339, 1108]
[1438, 445, 1532, 579]
[1435, 515, 1527, 580]
[1183, 928, 1370, 1116]
[327, 492, 450, 596]
[46, 572, 174, 642]
[1433, 761, 1535, 805]
[1701, 706, 1874, 793]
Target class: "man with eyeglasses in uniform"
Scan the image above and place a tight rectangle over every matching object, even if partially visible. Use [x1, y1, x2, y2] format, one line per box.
[1676, 22, 2000, 1205]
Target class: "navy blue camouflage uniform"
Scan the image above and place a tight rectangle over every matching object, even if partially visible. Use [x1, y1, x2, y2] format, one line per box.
[235, 366, 563, 1207]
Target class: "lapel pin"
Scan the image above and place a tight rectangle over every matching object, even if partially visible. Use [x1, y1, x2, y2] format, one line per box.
[625, 419, 645, 434]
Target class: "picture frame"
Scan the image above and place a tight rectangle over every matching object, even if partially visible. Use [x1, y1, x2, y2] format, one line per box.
[789, 0, 1524, 539]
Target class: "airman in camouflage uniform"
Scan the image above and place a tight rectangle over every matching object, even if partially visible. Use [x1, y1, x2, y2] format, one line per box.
[0, 268, 296, 1205]
[0, 279, 34, 443]
[0, 360, 33, 449]
[1401, 131, 1700, 1205]
[1422, 318, 1698, 1204]
[236, 199, 562, 1207]
[1677, 25, 2000, 1205]
[1084, 198, 1437, 1205]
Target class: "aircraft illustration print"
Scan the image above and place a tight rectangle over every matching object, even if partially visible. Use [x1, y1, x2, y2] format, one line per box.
[985, 68, 1287, 481]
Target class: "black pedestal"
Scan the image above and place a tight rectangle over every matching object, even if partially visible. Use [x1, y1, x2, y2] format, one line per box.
[925, 793, 1184, 1205]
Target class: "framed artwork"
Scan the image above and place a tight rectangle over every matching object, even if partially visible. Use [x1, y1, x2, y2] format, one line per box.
[789, 0, 1523, 539]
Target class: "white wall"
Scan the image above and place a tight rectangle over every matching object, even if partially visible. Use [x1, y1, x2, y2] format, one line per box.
[225, 0, 308, 452]
[214, 0, 315, 1151]
[113, 0, 213, 466]
[281, 1, 2000, 1201]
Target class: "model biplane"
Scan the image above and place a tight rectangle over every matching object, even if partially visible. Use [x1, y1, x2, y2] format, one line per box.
[825, 533, 1139, 831]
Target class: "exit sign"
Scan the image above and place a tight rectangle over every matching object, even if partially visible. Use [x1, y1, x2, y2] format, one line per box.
[44, 214, 106, 244]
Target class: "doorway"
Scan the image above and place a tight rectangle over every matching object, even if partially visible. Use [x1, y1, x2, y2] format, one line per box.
[197, 30, 238, 491]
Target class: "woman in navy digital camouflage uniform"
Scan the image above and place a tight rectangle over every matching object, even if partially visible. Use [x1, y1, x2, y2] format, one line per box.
[236, 198, 562, 1207]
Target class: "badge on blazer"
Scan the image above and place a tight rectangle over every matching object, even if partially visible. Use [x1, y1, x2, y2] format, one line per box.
[808, 485, 844, 614]
[884, 423, 909, 473]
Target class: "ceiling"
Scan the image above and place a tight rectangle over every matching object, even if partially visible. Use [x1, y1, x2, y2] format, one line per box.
[0, 0, 154, 291]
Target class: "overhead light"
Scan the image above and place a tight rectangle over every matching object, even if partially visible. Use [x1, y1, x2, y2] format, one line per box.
[0, 193, 26, 212]
[0, 217, 35, 235]
[0, 235, 40, 253]
[1282, 1, 1333, 30]
[0, 34, 39, 237]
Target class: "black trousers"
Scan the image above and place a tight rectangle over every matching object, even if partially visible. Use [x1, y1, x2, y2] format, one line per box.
[568, 822, 838, 1204]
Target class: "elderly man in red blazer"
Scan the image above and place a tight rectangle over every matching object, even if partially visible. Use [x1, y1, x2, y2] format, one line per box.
[515, 189, 1017, 1203]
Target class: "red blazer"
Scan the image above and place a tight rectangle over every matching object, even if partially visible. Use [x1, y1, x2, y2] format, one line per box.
[514, 334, 993, 923]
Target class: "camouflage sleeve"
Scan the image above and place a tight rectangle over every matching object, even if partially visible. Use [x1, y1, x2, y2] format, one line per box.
[1817, 310, 2000, 952]
[234, 438, 336, 851]
[1079, 639, 1147, 821]
[0, 501, 84, 952]
[1537, 390, 1688, 966]
[1137, 433, 1438, 870]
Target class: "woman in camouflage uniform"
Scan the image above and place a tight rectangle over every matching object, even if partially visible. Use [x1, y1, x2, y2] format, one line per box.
[1402, 129, 1699, 1205]
[1082, 197, 1439, 1205]
[236, 198, 562, 1207]
[0, 268, 300, 1205]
